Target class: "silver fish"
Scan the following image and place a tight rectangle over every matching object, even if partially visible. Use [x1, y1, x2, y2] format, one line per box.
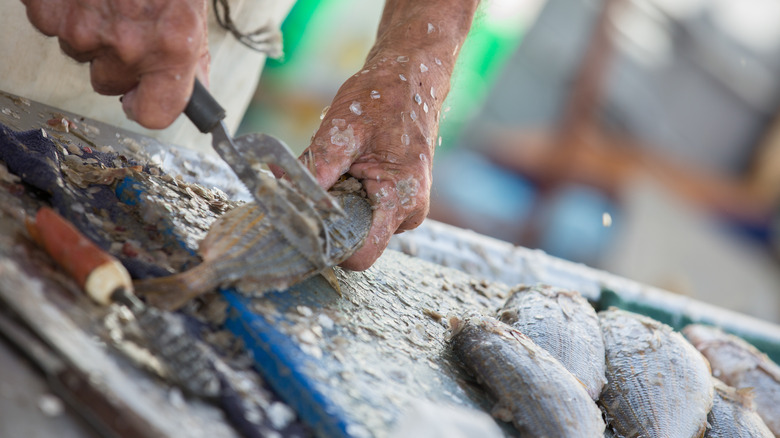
[599, 308, 713, 438]
[498, 284, 606, 400]
[448, 315, 605, 437]
[135, 184, 371, 310]
[683, 324, 780, 436]
[705, 377, 773, 438]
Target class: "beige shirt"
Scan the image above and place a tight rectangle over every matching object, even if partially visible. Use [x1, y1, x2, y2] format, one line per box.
[0, 0, 295, 154]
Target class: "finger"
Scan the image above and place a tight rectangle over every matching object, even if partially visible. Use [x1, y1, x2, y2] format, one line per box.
[194, 47, 211, 87]
[340, 205, 396, 271]
[59, 38, 102, 63]
[22, 0, 68, 37]
[56, 7, 104, 56]
[90, 54, 139, 95]
[360, 172, 429, 233]
[268, 163, 285, 179]
[339, 169, 429, 271]
[350, 159, 431, 224]
[122, 68, 194, 129]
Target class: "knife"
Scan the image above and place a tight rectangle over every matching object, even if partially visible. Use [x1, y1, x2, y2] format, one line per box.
[184, 79, 347, 268]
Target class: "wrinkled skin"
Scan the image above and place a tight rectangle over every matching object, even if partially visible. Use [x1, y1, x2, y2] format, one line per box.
[20, 0, 479, 270]
[302, 0, 479, 269]
[21, 0, 210, 128]
[304, 54, 439, 270]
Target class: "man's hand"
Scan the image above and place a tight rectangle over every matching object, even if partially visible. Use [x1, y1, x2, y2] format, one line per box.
[306, 55, 436, 271]
[302, 0, 480, 270]
[21, 0, 210, 129]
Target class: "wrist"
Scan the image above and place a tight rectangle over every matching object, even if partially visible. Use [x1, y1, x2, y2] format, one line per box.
[368, 0, 479, 71]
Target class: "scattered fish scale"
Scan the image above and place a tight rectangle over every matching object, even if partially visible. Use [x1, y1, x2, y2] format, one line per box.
[705, 377, 773, 438]
[448, 315, 605, 437]
[498, 284, 606, 400]
[683, 324, 780, 436]
[599, 308, 713, 438]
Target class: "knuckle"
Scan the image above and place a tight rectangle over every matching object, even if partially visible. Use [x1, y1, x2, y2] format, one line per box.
[60, 19, 100, 53]
[157, 5, 204, 59]
[23, 1, 62, 36]
[89, 58, 136, 95]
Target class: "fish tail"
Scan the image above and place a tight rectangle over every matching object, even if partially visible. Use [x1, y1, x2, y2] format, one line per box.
[134, 264, 217, 311]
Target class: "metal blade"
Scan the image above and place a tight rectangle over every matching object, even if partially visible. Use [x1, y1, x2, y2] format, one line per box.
[231, 133, 345, 218]
[210, 122, 331, 268]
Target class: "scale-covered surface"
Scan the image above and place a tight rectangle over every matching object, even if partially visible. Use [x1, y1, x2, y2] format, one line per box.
[3, 89, 780, 438]
[224, 252, 513, 437]
[389, 222, 780, 364]
[0, 89, 515, 437]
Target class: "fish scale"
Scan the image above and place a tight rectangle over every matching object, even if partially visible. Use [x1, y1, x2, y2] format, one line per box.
[705, 377, 773, 437]
[184, 79, 345, 272]
[683, 324, 780, 436]
[448, 315, 605, 437]
[498, 284, 606, 400]
[599, 308, 713, 438]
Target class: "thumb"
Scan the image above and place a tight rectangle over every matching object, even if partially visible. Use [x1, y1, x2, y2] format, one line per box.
[122, 70, 193, 129]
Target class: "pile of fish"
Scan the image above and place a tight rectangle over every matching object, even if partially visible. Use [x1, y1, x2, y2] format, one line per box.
[448, 284, 779, 437]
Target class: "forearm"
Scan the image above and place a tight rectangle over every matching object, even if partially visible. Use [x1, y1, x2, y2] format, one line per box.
[302, 0, 480, 270]
[369, 0, 481, 98]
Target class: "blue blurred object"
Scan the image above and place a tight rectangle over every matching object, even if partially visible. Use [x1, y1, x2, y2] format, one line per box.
[433, 149, 618, 264]
[434, 150, 537, 224]
[536, 185, 617, 263]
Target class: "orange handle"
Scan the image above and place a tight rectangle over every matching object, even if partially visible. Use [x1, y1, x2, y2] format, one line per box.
[28, 207, 132, 304]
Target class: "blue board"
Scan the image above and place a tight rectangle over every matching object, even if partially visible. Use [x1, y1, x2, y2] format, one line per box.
[221, 252, 511, 438]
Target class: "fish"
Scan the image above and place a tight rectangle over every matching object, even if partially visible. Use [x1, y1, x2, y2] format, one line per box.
[448, 315, 605, 437]
[683, 324, 780, 436]
[497, 284, 606, 400]
[705, 377, 773, 438]
[135, 181, 372, 310]
[599, 308, 713, 438]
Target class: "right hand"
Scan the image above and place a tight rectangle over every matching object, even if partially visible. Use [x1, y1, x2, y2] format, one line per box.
[21, 0, 211, 129]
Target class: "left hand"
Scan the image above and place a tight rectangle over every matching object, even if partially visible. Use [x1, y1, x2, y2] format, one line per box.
[302, 51, 447, 270]
[20, 0, 211, 129]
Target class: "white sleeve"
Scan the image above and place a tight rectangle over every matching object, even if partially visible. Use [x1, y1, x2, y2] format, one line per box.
[0, 0, 296, 154]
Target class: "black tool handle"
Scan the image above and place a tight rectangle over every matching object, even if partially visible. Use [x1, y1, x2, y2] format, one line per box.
[185, 78, 225, 133]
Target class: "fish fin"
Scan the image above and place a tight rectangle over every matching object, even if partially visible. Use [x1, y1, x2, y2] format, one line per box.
[319, 268, 342, 297]
[693, 420, 708, 438]
[134, 264, 216, 311]
[734, 386, 757, 408]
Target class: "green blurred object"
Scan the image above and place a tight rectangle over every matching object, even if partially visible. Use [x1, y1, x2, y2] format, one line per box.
[439, 5, 528, 153]
[265, 0, 324, 70]
[240, 0, 535, 153]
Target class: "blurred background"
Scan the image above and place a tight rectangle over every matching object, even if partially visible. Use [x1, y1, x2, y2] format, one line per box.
[237, 0, 780, 323]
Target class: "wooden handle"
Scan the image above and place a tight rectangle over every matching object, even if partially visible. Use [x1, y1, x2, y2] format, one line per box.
[30, 207, 132, 304]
